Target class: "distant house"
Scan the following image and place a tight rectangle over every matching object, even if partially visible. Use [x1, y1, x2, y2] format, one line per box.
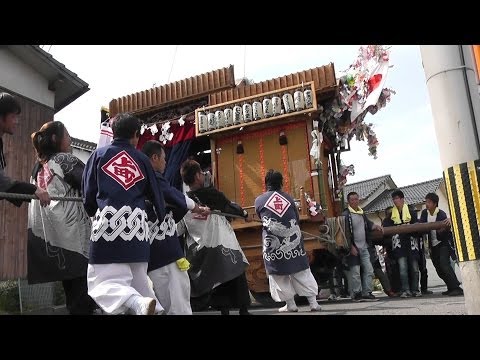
[0, 45, 89, 280]
[71, 137, 96, 163]
[344, 175, 449, 225]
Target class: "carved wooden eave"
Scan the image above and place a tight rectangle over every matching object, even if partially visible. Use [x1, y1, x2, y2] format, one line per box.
[108, 65, 236, 117]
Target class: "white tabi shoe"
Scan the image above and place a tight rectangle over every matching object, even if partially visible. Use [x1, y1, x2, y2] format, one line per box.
[278, 304, 299, 313]
[130, 297, 157, 315]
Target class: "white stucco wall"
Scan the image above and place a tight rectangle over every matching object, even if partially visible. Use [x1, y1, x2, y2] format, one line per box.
[72, 147, 93, 164]
[0, 48, 55, 108]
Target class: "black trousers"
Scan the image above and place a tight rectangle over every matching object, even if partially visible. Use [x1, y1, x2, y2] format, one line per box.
[209, 272, 251, 311]
[62, 276, 97, 315]
[418, 247, 428, 292]
[385, 257, 401, 293]
[372, 258, 391, 293]
[431, 243, 461, 291]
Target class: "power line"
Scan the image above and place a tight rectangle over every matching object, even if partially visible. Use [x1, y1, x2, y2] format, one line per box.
[243, 45, 247, 79]
[167, 45, 179, 83]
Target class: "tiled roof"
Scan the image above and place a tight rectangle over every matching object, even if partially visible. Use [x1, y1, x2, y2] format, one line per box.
[6, 45, 90, 112]
[71, 137, 96, 152]
[363, 178, 444, 214]
[343, 175, 395, 201]
[208, 63, 337, 106]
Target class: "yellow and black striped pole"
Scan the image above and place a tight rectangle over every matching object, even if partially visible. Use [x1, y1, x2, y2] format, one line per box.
[444, 160, 480, 262]
[421, 45, 480, 314]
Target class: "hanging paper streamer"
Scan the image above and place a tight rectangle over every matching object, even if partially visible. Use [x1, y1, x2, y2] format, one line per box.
[314, 45, 396, 159]
[97, 123, 113, 149]
[159, 122, 174, 144]
[337, 163, 355, 194]
[304, 192, 322, 217]
[149, 123, 159, 135]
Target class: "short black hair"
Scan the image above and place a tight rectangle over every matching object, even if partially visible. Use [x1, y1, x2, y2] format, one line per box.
[265, 169, 283, 191]
[347, 191, 359, 201]
[425, 192, 439, 206]
[111, 112, 141, 140]
[181, 159, 202, 186]
[0, 92, 21, 118]
[141, 140, 165, 159]
[391, 189, 405, 199]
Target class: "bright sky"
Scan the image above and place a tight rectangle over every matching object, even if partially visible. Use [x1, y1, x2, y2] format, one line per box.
[49, 45, 442, 187]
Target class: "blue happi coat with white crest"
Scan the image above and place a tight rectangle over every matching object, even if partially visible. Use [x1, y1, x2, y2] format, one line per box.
[254, 190, 309, 275]
[146, 171, 189, 272]
[82, 138, 166, 264]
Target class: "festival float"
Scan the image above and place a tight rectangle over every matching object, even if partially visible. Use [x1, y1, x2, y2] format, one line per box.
[106, 45, 397, 302]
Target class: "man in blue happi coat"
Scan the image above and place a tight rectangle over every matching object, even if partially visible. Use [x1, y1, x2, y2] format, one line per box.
[141, 140, 210, 315]
[255, 169, 321, 313]
[82, 113, 166, 315]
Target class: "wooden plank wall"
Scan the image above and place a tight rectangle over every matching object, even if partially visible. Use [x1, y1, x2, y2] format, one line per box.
[0, 91, 54, 280]
[208, 63, 337, 106]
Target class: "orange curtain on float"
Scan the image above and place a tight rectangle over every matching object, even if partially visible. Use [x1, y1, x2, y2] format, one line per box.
[215, 122, 314, 208]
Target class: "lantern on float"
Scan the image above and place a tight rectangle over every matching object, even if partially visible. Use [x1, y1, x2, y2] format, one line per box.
[198, 111, 208, 133]
[224, 108, 233, 127]
[282, 93, 294, 113]
[215, 110, 226, 128]
[272, 96, 282, 116]
[294, 89, 305, 111]
[243, 103, 253, 122]
[207, 112, 216, 131]
[233, 105, 243, 125]
[304, 88, 313, 108]
[263, 97, 273, 118]
[252, 101, 263, 120]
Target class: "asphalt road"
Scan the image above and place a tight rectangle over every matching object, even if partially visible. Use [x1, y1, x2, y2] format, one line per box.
[196, 259, 466, 315]
[16, 260, 466, 315]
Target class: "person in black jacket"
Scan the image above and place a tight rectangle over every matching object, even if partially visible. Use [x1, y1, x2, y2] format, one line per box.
[0, 92, 50, 207]
[179, 159, 251, 315]
[418, 193, 463, 296]
[383, 190, 422, 298]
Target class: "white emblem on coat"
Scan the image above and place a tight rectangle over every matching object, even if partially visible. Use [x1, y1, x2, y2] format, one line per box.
[392, 234, 401, 249]
[92, 205, 148, 241]
[410, 236, 419, 251]
[261, 217, 305, 261]
[148, 211, 176, 244]
[264, 192, 291, 217]
[101, 150, 145, 190]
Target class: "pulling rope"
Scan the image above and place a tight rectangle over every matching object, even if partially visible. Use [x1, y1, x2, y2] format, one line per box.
[0, 192, 83, 202]
[0, 193, 346, 248]
[210, 210, 336, 244]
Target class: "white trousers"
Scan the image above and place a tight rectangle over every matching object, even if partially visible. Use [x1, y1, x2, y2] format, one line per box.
[269, 268, 318, 302]
[148, 262, 192, 315]
[87, 262, 163, 315]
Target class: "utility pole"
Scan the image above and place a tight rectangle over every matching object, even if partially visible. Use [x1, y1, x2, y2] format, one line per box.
[420, 45, 480, 314]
